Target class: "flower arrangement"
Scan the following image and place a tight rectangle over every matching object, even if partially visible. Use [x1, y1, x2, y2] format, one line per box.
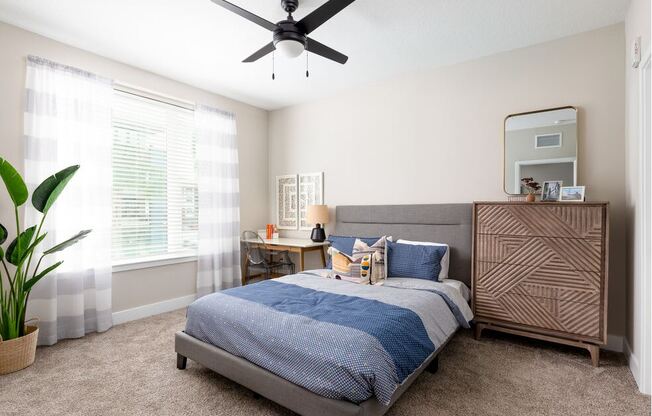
[520, 177, 541, 195]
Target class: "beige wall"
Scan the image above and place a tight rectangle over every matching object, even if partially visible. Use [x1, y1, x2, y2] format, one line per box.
[0, 22, 269, 312]
[269, 25, 627, 338]
[0, 20, 635, 345]
[624, 0, 651, 391]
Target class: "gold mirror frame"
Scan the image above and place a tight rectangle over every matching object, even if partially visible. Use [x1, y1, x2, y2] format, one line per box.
[503, 106, 578, 196]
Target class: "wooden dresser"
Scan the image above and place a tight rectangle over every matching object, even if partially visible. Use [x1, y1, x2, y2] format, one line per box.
[472, 202, 609, 366]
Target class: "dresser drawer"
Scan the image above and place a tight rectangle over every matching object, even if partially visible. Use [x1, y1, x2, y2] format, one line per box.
[475, 234, 602, 272]
[475, 261, 601, 299]
[476, 204, 604, 239]
[474, 290, 601, 339]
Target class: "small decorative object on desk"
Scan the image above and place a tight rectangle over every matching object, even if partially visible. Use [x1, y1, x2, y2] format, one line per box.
[541, 180, 563, 202]
[560, 186, 586, 202]
[306, 204, 329, 242]
[266, 224, 277, 239]
[520, 177, 541, 202]
[266, 224, 278, 239]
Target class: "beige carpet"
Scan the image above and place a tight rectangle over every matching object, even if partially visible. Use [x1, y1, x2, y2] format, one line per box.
[0, 309, 649, 416]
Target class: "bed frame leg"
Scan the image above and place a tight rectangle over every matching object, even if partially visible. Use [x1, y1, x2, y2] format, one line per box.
[426, 356, 439, 374]
[177, 353, 187, 370]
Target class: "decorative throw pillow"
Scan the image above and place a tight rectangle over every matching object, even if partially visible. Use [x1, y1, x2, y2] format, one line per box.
[385, 240, 447, 281]
[396, 239, 450, 281]
[352, 236, 392, 284]
[326, 235, 381, 268]
[328, 247, 372, 284]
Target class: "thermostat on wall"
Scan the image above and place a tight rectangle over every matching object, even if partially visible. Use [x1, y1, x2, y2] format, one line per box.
[632, 36, 641, 68]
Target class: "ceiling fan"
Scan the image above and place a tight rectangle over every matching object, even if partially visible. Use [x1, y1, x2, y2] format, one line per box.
[210, 0, 357, 64]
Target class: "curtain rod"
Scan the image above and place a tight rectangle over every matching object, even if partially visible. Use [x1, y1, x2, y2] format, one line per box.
[113, 82, 195, 111]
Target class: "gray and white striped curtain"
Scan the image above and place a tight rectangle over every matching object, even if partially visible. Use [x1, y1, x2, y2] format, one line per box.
[195, 105, 241, 297]
[24, 55, 113, 345]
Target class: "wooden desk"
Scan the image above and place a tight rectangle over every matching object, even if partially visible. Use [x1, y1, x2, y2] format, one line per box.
[241, 238, 329, 278]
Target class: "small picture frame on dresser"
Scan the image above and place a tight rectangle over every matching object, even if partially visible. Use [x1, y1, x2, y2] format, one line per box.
[559, 186, 586, 202]
[541, 180, 563, 202]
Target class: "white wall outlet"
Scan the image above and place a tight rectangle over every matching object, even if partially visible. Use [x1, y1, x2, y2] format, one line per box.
[633, 36, 641, 68]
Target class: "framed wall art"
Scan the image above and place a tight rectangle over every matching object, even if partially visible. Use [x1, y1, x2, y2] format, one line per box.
[298, 172, 324, 230]
[276, 174, 298, 230]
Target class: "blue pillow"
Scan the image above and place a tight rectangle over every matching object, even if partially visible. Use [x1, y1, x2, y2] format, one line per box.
[326, 235, 380, 268]
[386, 240, 446, 281]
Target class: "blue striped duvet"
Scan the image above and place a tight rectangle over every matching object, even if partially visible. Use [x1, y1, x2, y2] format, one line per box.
[185, 272, 473, 405]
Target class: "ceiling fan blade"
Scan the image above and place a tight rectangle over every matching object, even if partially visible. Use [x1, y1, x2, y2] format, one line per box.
[209, 0, 277, 31]
[243, 42, 276, 62]
[297, 0, 357, 35]
[306, 38, 348, 64]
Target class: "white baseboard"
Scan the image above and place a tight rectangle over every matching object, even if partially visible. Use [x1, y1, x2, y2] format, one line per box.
[605, 334, 624, 353]
[625, 338, 651, 395]
[112, 294, 195, 325]
[625, 339, 642, 387]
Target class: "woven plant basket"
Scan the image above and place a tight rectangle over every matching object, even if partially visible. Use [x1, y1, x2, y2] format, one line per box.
[0, 325, 39, 375]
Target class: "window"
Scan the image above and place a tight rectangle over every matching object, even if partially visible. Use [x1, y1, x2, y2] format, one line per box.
[111, 90, 198, 264]
[534, 133, 562, 149]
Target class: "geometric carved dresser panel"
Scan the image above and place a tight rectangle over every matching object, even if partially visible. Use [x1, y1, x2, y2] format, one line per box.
[472, 202, 609, 366]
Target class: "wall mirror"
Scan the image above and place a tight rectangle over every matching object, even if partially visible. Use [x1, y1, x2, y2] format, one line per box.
[504, 106, 578, 194]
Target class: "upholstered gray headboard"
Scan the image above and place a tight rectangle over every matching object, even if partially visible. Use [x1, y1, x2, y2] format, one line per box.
[332, 204, 473, 286]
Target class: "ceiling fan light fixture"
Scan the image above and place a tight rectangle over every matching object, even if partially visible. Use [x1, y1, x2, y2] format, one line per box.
[211, 0, 354, 65]
[275, 39, 305, 58]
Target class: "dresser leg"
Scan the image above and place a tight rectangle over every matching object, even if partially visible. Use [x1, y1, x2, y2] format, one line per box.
[587, 344, 600, 367]
[474, 323, 485, 340]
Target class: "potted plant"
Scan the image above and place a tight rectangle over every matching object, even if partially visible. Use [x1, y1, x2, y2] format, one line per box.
[0, 157, 90, 375]
[521, 177, 541, 202]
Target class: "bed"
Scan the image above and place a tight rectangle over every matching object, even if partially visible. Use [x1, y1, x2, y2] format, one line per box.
[175, 204, 473, 416]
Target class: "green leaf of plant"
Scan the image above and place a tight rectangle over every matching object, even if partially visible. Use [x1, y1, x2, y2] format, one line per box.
[31, 165, 79, 214]
[0, 157, 28, 207]
[23, 261, 63, 293]
[6, 226, 36, 266]
[0, 247, 4, 262]
[7, 231, 46, 269]
[44, 230, 91, 255]
[0, 223, 6, 245]
[15, 233, 48, 267]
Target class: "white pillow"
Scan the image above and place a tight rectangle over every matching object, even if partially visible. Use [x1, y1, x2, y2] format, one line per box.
[396, 239, 449, 281]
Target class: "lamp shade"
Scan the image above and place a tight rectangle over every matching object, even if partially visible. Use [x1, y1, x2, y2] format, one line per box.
[306, 205, 329, 225]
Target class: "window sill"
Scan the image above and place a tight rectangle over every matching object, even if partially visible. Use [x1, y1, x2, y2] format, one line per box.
[112, 253, 197, 273]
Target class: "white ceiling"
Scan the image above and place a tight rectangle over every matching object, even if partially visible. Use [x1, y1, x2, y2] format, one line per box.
[0, 0, 630, 110]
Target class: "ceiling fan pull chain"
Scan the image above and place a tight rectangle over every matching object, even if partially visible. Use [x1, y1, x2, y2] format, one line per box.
[272, 51, 276, 80]
[306, 52, 310, 78]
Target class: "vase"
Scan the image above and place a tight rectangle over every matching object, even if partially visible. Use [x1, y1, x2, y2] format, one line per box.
[0, 325, 39, 375]
[526, 193, 536, 203]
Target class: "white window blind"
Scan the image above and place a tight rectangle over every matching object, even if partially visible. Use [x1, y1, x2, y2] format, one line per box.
[111, 90, 198, 263]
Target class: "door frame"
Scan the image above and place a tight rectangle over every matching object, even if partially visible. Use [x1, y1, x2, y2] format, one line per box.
[513, 157, 577, 192]
[636, 47, 651, 395]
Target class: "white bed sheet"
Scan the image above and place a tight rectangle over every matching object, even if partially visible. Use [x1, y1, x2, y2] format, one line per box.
[440, 278, 471, 302]
[300, 269, 471, 303]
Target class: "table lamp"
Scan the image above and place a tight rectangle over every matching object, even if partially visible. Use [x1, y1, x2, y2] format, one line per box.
[306, 205, 329, 242]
